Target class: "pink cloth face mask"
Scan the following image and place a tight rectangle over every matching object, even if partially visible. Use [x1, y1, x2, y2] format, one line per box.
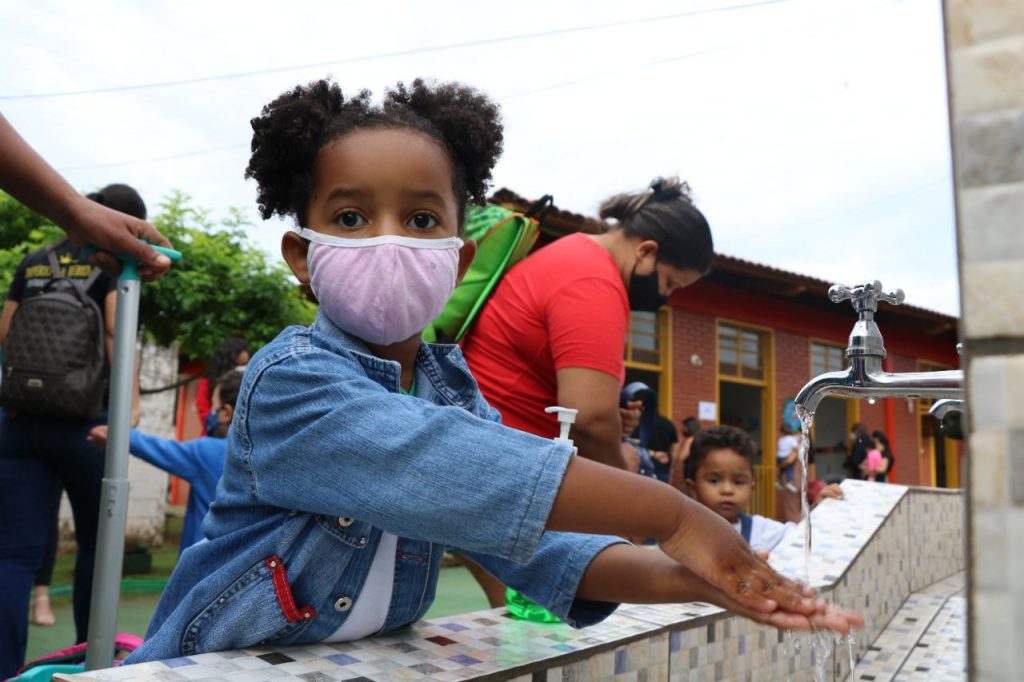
[298, 228, 462, 345]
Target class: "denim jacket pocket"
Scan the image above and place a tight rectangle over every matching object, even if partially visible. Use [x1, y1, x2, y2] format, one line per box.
[316, 514, 372, 549]
[181, 556, 316, 655]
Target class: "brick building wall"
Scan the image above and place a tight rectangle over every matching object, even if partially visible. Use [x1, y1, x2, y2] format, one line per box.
[669, 308, 716, 426]
[664, 296, 957, 488]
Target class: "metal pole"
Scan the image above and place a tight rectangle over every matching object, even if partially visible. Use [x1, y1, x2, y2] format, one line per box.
[85, 267, 140, 671]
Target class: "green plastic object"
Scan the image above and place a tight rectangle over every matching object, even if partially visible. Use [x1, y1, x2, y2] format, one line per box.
[11, 663, 85, 681]
[81, 242, 183, 281]
[505, 588, 561, 623]
[423, 204, 540, 344]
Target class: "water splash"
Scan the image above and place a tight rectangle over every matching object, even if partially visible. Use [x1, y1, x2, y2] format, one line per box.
[795, 405, 815, 582]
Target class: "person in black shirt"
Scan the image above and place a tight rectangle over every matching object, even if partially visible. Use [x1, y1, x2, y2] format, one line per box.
[0, 184, 145, 678]
[844, 422, 872, 480]
[646, 413, 680, 483]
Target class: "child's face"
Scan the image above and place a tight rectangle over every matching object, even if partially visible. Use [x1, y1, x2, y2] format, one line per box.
[687, 448, 754, 524]
[282, 127, 475, 284]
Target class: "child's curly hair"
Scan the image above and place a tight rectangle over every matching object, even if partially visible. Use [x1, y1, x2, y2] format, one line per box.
[685, 425, 757, 480]
[245, 77, 504, 228]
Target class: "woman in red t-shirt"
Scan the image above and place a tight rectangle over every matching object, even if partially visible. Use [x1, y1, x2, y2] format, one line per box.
[460, 177, 714, 605]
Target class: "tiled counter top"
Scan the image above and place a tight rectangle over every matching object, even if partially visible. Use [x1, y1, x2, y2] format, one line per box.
[54, 481, 964, 681]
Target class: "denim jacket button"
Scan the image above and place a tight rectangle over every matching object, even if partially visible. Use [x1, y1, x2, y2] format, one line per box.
[337, 517, 355, 527]
[334, 596, 353, 612]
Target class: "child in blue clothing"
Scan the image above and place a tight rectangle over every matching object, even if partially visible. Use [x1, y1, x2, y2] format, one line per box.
[125, 78, 860, 664]
[686, 426, 844, 553]
[87, 370, 241, 553]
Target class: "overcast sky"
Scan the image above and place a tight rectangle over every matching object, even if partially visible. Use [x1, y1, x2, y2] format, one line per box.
[1, 0, 960, 316]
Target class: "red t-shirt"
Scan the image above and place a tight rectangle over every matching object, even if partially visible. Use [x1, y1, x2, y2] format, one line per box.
[461, 233, 629, 439]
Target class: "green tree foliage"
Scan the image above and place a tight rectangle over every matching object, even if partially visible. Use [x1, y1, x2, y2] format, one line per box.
[0, 192, 64, 293]
[0, 191, 315, 361]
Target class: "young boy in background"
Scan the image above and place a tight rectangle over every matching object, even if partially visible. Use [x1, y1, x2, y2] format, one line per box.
[686, 425, 843, 553]
[88, 370, 241, 554]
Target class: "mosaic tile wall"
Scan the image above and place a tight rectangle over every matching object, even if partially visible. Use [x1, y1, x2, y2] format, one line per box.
[851, 571, 966, 681]
[905, 490, 965, 593]
[55, 483, 963, 682]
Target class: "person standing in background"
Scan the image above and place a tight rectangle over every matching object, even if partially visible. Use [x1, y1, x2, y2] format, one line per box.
[645, 412, 679, 483]
[871, 430, 895, 482]
[195, 337, 249, 431]
[0, 184, 148, 678]
[460, 178, 714, 605]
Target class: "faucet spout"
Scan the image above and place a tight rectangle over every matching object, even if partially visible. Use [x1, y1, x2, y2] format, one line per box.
[795, 364, 964, 414]
[929, 399, 964, 421]
[795, 281, 963, 416]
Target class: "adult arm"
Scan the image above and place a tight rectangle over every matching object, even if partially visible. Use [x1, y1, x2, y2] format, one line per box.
[545, 274, 631, 469]
[556, 367, 628, 468]
[0, 300, 17, 347]
[0, 114, 171, 280]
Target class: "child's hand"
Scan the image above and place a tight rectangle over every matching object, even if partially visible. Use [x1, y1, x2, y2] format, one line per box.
[87, 425, 109, 447]
[659, 501, 820, 620]
[817, 484, 844, 502]
[676, 562, 863, 633]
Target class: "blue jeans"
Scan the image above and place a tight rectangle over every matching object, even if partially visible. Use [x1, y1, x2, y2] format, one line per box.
[0, 456, 53, 679]
[0, 408, 107, 674]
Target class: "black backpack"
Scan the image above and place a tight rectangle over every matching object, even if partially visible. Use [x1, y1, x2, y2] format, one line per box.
[1, 247, 106, 419]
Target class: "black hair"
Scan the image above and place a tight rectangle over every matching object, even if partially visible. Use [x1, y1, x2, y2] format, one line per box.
[685, 425, 756, 479]
[598, 176, 713, 274]
[681, 417, 700, 438]
[205, 337, 249, 400]
[245, 77, 504, 229]
[215, 369, 243, 409]
[780, 422, 795, 435]
[86, 183, 147, 219]
[871, 430, 890, 449]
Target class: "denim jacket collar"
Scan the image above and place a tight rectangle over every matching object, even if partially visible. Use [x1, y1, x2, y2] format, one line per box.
[311, 311, 477, 410]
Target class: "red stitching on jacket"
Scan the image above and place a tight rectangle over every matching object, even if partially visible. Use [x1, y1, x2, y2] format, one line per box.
[264, 555, 317, 623]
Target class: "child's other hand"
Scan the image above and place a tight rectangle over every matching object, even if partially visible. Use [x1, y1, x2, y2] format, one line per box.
[87, 425, 109, 447]
[817, 483, 844, 502]
[660, 500, 819, 619]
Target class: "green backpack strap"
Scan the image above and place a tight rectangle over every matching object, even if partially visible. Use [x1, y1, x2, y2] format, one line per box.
[424, 200, 547, 344]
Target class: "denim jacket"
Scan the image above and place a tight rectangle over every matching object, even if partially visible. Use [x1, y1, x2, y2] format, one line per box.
[127, 312, 623, 663]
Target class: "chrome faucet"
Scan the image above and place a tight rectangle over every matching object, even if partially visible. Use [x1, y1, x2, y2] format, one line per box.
[794, 281, 963, 415]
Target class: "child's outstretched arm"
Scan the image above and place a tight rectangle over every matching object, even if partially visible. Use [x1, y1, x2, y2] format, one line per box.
[547, 457, 862, 633]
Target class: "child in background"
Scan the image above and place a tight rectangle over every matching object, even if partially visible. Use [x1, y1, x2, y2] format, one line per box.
[195, 337, 249, 432]
[88, 370, 241, 554]
[125, 78, 860, 663]
[687, 426, 844, 553]
[862, 437, 885, 482]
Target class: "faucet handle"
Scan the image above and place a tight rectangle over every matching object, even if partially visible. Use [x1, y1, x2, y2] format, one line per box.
[828, 281, 905, 314]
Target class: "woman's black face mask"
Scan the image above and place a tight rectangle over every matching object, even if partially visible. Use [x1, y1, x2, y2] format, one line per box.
[629, 266, 669, 312]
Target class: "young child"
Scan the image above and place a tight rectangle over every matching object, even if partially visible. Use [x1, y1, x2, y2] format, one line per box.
[87, 370, 241, 553]
[125, 78, 860, 663]
[687, 426, 844, 553]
